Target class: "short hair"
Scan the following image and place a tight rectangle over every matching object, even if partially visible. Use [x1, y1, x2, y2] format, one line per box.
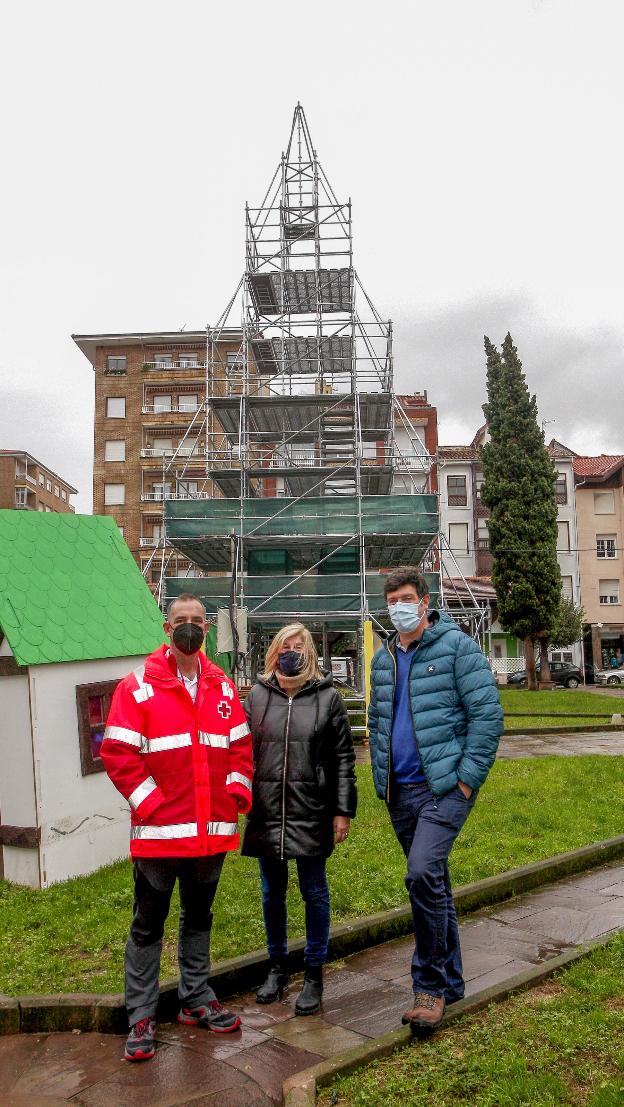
[263, 622, 323, 683]
[383, 566, 430, 600]
[166, 594, 207, 620]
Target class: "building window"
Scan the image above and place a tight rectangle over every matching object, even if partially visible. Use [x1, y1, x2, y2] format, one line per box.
[180, 393, 199, 410]
[554, 473, 567, 504]
[179, 353, 198, 368]
[594, 492, 615, 514]
[178, 480, 199, 497]
[105, 355, 127, 375]
[557, 521, 570, 552]
[54, 484, 60, 497]
[38, 473, 44, 486]
[152, 437, 173, 454]
[448, 522, 469, 555]
[152, 482, 172, 499]
[154, 394, 172, 413]
[46, 479, 52, 492]
[15, 488, 27, 507]
[76, 679, 120, 775]
[104, 483, 125, 506]
[154, 354, 173, 369]
[561, 575, 573, 601]
[475, 476, 485, 501]
[104, 440, 126, 462]
[45, 505, 52, 512]
[38, 503, 44, 511]
[447, 475, 467, 507]
[106, 396, 126, 419]
[61, 489, 67, 501]
[597, 535, 617, 559]
[599, 580, 620, 605]
[118, 525, 124, 537]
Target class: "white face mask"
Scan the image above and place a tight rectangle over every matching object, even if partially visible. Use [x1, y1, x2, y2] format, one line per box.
[387, 599, 424, 633]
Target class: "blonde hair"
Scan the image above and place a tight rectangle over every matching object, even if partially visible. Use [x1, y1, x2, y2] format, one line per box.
[263, 622, 323, 683]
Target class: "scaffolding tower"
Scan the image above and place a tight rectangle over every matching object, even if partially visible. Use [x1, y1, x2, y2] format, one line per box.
[156, 105, 440, 688]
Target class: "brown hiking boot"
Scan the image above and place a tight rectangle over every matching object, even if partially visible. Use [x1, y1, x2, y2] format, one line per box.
[401, 992, 445, 1031]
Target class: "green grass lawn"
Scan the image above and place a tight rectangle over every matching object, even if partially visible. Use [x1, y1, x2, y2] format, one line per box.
[1, 757, 623, 995]
[320, 932, 624, 1107]
[500, 688, 623, 730]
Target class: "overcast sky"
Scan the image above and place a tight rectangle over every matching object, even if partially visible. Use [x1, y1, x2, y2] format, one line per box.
[1, 0, 622, 512]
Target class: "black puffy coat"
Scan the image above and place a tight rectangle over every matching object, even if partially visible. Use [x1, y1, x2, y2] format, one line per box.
[241, 673, 357, 859]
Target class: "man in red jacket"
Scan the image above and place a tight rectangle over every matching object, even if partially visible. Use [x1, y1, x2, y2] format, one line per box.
[101, 594, 253, 1062]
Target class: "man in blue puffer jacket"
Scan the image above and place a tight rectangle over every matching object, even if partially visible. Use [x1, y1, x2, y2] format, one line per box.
[368, 566, 503, 1032]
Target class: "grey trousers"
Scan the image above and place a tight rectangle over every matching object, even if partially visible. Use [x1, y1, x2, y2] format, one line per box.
[125, 853, 225, 1025]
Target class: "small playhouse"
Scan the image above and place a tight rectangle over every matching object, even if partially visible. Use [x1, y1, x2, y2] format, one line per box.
[0, 510, 165, 887]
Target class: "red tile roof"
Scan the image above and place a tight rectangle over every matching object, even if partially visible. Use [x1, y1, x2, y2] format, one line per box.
[573, 455, 624, 480]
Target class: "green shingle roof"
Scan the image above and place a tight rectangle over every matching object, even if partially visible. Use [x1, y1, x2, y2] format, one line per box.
[0, 511, 165, 666]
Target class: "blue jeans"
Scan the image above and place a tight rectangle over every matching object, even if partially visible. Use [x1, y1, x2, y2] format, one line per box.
[387, 781, 477, 1001]
[258, 856, 330, 967]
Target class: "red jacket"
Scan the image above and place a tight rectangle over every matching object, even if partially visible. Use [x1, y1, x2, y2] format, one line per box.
[101, 645, 253, 858]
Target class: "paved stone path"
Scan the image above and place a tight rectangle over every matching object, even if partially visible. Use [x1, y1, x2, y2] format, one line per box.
[2, 858, 624, 1106]
[354, 730, 624, 766]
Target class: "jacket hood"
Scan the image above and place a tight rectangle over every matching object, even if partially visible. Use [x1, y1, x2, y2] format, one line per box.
[144, 642, 227, 686]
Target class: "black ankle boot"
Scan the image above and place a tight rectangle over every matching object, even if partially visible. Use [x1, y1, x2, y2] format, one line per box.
[294, 964, 323, 1016]
[256, 961, 289, 1005]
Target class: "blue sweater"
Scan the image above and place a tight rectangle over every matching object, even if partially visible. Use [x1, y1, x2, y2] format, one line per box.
[392, 644, 426, 783]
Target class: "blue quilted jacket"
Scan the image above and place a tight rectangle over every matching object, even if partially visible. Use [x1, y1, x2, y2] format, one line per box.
[368, 611, 503, 799]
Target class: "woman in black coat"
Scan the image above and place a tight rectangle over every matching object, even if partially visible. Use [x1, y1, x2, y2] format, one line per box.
[242, 621, 357, 1015]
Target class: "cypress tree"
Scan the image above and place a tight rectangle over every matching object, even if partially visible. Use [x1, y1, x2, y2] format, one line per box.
[481, 334, 561, 690]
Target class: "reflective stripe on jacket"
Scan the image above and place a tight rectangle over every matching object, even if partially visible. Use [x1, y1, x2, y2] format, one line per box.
[101, 644, 253, 858]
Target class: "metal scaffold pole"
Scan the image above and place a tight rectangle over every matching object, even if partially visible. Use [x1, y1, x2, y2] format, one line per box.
[159, 104, 439, 691]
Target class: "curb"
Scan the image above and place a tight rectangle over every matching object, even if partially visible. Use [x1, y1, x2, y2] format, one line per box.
[282, 932, 617, 1106]
[502, 724, 624, 736]
[2, 835, 624, 1035]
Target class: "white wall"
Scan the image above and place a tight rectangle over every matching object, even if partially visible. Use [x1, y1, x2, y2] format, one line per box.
[0, 675, 40, 885]
[29, 655, 148, 887]
[438, 461, 476, 577]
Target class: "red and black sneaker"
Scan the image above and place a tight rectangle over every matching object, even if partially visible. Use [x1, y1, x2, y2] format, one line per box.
[124, 1015, 157, 1061]
[177, 999, 241, 1034]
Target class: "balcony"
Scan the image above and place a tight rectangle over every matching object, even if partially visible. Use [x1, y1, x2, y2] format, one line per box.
[141, 491, 211, 502]
[142, 403, 203, 415]
[142, 361, 206, 372]
[140, 447, 206, 459]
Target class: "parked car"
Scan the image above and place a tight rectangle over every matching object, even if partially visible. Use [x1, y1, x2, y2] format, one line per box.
[507, 661, 584, 689]
[594, 667, 624, 686]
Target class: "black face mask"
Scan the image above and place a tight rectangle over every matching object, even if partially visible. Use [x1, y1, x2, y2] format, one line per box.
[278, 650, 304, 676]
[172, 622, 204, 656]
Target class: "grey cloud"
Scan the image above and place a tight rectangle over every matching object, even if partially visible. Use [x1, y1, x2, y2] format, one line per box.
[392, 294, 624, 454]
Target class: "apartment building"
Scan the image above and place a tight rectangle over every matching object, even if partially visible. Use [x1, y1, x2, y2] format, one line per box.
[438, 428, 582, 667]
[393, 393, 438, 493]
[572, 453, 624, 669]
[0, 451, 76, 513]
[73, 330, 244, 584]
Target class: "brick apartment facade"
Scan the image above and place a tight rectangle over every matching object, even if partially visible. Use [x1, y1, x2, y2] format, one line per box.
[0, 451, 77, 513]
[72, 331, 243, 584]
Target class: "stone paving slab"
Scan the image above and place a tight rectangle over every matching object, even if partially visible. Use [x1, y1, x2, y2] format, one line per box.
[2, 857, 624, 1105]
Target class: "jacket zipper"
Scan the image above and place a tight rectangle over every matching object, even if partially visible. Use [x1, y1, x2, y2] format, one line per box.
[280, 696, 294, 860]
[385, 636, 436, 803]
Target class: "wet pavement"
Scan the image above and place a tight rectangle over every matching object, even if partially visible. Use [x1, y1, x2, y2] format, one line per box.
[2, 858, 624, 1105]
[354, 730, 624, 765]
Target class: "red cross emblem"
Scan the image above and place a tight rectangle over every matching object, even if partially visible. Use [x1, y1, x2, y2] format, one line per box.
[217, 700, 232, 719]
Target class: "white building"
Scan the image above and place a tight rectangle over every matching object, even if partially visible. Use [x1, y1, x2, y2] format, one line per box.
[438, 428, 582, 670]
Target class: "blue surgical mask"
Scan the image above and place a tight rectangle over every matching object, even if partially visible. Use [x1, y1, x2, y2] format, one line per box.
[388, 600, 424, 633]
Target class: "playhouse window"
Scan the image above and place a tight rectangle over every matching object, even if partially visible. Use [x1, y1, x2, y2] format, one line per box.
[76, 679, 120, 776]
